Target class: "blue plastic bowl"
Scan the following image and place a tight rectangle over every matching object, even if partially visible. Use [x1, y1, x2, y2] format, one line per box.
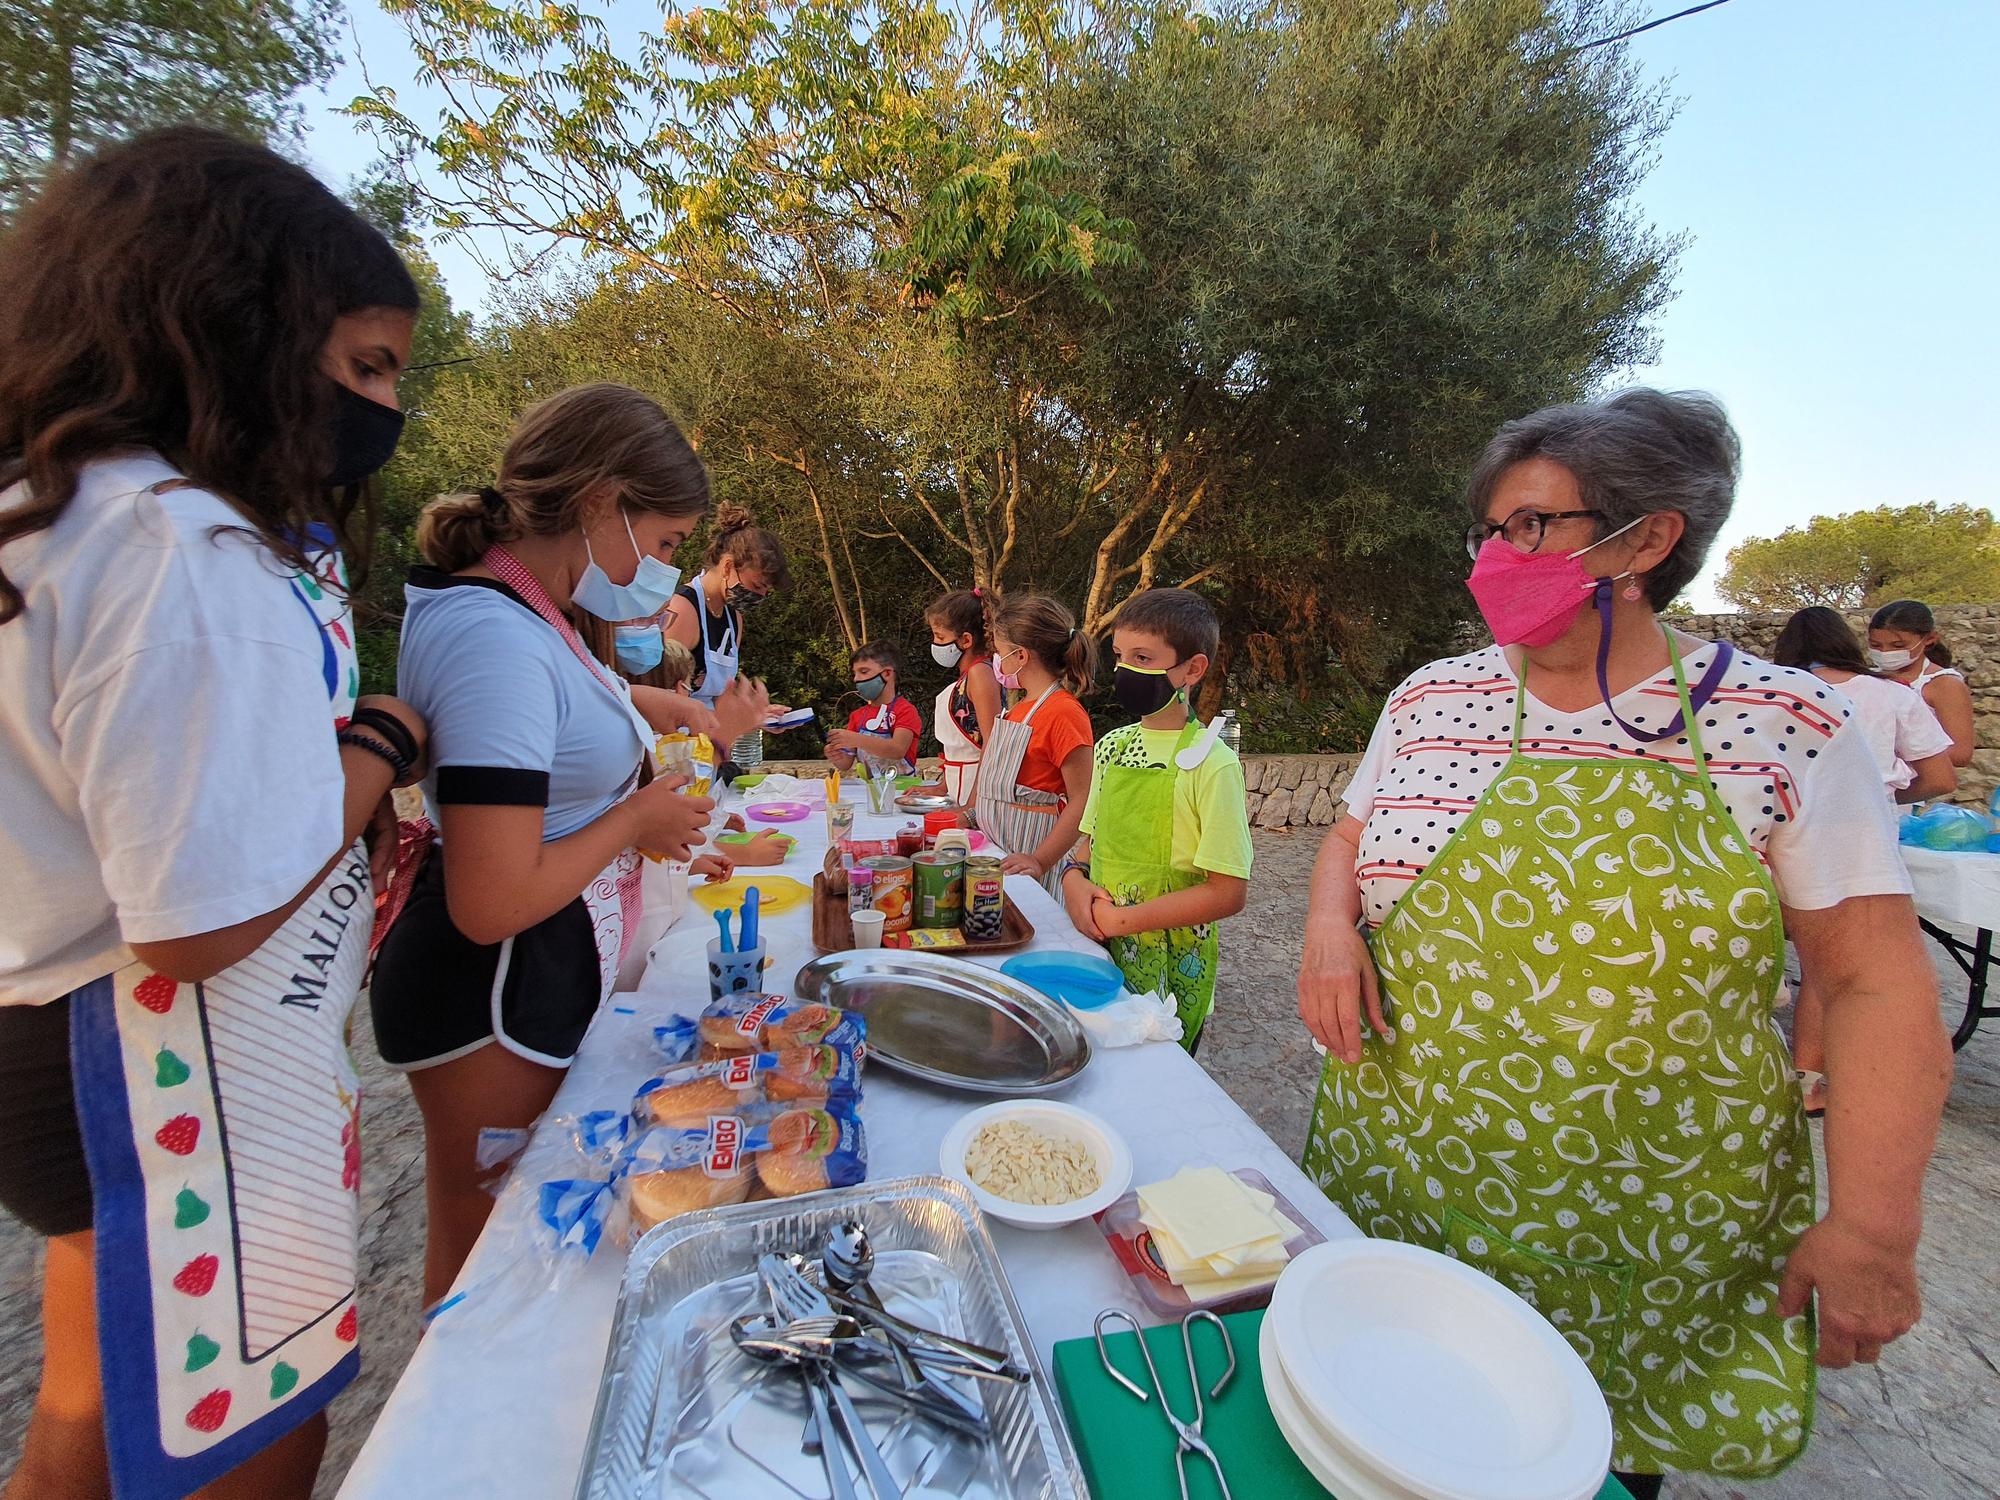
[1001, 952, 1126, 1011]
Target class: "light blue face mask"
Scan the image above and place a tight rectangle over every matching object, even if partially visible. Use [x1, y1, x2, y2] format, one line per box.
[572, 507, 681, 623]
[614, 624, 666, 675]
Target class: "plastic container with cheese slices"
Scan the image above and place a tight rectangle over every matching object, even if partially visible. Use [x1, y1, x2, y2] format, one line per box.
[1096, 1166, 1327, 1316]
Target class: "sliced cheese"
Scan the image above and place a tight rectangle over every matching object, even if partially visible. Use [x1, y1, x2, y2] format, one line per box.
[1205, 1232, 1291, 1277]
[1173, 1263, 1282, 1297]
[1147, 1222, 1209, 1282]
[1136, 1167, 1283, 1261]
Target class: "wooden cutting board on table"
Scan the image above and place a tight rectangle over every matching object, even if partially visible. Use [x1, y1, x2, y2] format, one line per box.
[1052, 1308, 1633, 1500]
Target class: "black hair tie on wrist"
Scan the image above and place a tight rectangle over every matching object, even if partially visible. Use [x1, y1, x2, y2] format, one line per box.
[348, 705, 419, 767]
[338, 729, 412, 781]
[478, 485, 505, 512]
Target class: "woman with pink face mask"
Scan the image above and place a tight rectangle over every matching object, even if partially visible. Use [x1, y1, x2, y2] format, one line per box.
[1293, 389, 1951, 1499]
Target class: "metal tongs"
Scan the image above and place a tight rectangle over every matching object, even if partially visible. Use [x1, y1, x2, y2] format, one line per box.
[1094, 1307, 1237, 1500]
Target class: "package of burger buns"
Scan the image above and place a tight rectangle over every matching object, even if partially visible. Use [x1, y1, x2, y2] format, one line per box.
[635, 1044, 863, 1126]
[693, 993, 865, 1059]
[621, 1103, 867, 1232]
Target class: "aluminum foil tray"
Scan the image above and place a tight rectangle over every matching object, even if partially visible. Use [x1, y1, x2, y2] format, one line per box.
[575, 1175, 1085, 1500]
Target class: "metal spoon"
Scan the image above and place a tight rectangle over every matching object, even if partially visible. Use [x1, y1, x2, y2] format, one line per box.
[784, 1252, 1022, 1376]
[825, 1222, 926, 1394]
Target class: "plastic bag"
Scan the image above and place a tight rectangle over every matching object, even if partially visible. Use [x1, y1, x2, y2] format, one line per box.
[636, 1044, 864, 1125]
[1902, 803, 1989, 851]
[694, 993, 866, 1056]
[623, 1103, 868, 1231]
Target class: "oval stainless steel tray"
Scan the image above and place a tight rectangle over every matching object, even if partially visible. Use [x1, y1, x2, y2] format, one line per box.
[895, 791, 963, 813]
[793, 949, 1091, 1093]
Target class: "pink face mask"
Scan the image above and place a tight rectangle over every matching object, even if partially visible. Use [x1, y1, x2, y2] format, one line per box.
[1465, 520, 1639, 647]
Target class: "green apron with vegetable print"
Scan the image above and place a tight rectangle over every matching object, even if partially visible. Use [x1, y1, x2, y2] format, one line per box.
[1090, 721, 1219, 1048]
[1302, 635, 1816, 1479]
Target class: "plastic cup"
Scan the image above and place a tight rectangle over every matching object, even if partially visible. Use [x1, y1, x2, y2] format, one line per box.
[707, 937, 767, 1000]
[849, 910, 886, 950]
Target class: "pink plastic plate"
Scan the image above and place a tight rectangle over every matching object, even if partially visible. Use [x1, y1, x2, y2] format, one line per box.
[747, 801, 811, 823]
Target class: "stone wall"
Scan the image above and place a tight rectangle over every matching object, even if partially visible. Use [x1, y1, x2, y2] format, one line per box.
[1243, 754, 1363, 829]
[1676, 603, 2000, 806]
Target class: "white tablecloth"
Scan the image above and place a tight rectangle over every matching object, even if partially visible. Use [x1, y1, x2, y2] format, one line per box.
[1902, 845, 2000, 931]
[339, 788, 1355, 1500]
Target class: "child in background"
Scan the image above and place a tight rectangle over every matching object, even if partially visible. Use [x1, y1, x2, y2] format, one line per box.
[927, 588, 1002, 807]
[825, 641, 922, 772]
[977, 595, 1098, 899]
[1065, 588, 1251, 1050]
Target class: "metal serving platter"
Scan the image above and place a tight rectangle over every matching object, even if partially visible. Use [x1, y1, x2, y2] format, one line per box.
[895, 791, 962, 813]
[575, 1175, 1085, 1500]
[793, 949, 1091, 1094]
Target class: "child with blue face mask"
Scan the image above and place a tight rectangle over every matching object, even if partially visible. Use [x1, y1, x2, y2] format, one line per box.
[825, 640, 921, 773]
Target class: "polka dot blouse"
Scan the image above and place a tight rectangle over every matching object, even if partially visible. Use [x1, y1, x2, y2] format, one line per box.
[1342, 642, 1912, 928]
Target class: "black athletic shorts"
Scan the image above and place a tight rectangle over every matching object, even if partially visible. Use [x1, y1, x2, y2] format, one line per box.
[0, 994, 95, 1237]
[369, 851, 605, 1070]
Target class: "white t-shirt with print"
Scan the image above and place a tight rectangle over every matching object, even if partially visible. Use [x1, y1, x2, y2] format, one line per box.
[1341, 642, 1909, 928]
[0, 452, 348, 1003]
[1821, 670, 1952, 792]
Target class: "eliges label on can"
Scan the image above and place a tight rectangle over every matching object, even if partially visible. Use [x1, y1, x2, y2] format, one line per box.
[860, 855, 914, 934]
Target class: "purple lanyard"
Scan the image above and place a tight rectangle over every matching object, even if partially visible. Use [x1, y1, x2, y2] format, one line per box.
[1591, 580, 1734, 743]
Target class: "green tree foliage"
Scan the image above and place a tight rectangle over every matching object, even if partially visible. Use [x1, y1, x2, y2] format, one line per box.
[1717, 502, 2000, 614]
[0, 0, 342, 210]
[346, 173, 478, 692]
[353, 0, 1677, 744]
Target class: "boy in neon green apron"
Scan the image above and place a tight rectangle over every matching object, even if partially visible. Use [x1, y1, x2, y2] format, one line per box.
[1062, 589, 1252, 1048]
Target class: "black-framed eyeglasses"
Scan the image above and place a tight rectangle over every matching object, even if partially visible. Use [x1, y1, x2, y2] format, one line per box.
[1465, 508, 1606, 562]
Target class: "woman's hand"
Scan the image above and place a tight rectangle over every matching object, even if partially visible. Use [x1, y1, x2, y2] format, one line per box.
[1298, 920, 1388, 1065]
[626, 774, 716, 864]
[1779, 1215, 1922, 1367]
[352, 693, 429, 787]
[713, 675, 772, 747]
[1062, 869, 1110, 941]
[999, 852, 1043, 878]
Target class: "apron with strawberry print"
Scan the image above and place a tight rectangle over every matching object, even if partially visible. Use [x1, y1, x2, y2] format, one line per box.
[69, 533, 369, 1500]
[1302, 634, 1817, 1480]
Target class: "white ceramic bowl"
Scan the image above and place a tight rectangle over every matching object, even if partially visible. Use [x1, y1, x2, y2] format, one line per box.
[938, 1100, 1132, 1231]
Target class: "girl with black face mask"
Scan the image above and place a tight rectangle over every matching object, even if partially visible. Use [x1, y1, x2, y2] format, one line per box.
[0, 128, 424, 1500]
[660, 503, 794, 741]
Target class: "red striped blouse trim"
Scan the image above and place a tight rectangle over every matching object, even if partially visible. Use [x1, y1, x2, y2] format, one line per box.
[1388, 675, 1517, 713]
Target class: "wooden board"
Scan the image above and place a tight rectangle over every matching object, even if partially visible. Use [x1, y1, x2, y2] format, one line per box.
[811, 874, 1036, 955]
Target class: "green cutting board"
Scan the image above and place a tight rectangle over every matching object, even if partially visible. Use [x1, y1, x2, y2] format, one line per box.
[1052, 1308, 1633, 1500]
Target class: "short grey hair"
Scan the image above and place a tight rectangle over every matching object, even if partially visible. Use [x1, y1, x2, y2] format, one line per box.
[1466, 388, 1742, 609]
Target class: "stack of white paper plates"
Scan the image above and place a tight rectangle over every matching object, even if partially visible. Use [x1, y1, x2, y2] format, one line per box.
[1263, 1240, 1612, 1500]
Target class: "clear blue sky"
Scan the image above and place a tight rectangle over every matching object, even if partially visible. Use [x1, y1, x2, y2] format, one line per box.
[302, 0, 2000, 609]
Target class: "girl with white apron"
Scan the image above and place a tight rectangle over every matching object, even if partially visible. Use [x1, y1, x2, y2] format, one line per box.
[933, 662, 992, 806]
[976, 684, 1065, 896]
[66, 537, 398, 1499]
[976, 596, 1101, 900]
[681, 573, 742, 710]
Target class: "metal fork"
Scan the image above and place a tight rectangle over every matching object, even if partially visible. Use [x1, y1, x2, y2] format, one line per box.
[761, 1257, 904, 1499]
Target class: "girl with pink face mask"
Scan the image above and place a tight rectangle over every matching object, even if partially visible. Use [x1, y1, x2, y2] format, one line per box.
[1292, 388, 1952, 1500]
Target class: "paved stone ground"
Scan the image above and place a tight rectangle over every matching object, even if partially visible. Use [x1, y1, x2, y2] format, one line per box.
[4, 827, 1996, 1497]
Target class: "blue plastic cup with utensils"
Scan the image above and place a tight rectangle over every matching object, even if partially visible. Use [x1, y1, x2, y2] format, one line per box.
[707, 936, 767, 1001]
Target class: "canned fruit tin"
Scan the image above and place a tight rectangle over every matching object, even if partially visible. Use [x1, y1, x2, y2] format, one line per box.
[860, 855, 914, 934]
[962, 855, 1005, 941]
[912, 851, 965, 929]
